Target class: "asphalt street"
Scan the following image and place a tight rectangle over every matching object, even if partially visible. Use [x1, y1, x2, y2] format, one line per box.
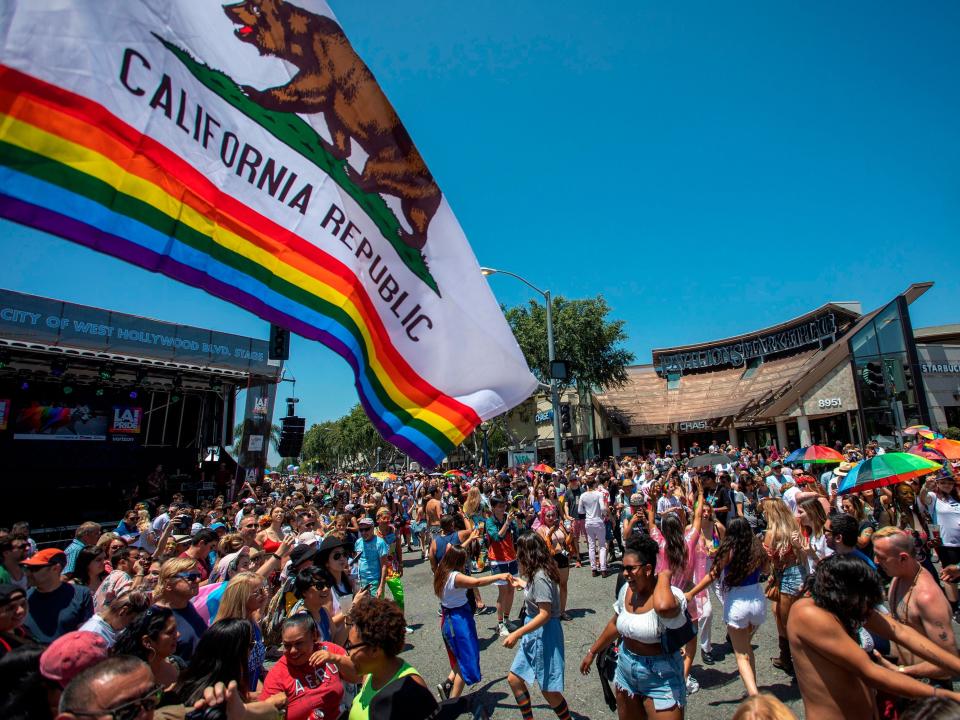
[396, 552, 804, 719]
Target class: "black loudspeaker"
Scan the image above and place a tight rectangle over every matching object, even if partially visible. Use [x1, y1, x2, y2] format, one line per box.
[278, 415, 305, 457]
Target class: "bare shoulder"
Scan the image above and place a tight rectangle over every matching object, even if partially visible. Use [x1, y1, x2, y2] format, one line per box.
[787, 598, 830, 634]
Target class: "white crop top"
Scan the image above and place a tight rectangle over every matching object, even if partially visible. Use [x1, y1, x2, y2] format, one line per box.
[612, 583, 688, 643]
[441, 571, 469, 609]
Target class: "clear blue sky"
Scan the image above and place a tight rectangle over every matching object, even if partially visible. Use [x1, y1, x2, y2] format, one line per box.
[3, 0, 959, 432]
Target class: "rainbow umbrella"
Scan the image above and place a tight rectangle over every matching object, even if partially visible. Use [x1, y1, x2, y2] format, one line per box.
[532, 463, 555, 474]
[904, 425, 943, 440]
[929, 439, 960, 461]
[370, 471, 397, 480]
[783, 445, 845, 464]
[838, 452, 944, 495]
[908, 443, 944, 461]
[443, 469, 467, 478]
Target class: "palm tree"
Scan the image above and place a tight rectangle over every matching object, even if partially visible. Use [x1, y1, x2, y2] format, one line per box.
[231, 422, 281, 457]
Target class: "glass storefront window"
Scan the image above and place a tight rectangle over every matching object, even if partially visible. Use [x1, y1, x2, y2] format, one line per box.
[850, 321, 880, 358]
[902, 404, 922, 427]
[875, 302, 906, 355]
[863, 408, 897, 445]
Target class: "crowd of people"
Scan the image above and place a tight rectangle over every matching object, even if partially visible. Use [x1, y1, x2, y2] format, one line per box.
[1, 438, 960, 719]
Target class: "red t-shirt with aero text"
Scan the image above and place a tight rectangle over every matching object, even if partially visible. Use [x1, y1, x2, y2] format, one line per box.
[260, 643, 346, 720]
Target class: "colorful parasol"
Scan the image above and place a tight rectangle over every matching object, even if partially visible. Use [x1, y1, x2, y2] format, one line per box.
[904, 425, 942, 440]
[838, 452, 944, 495]
[929, 439, 960, 461]
[908, 443, 945, 461]
[443, 469, 467, 478]
[783, 445, 845, 464]
[370, 471, 397, 481]
[532, 463, 555, 474]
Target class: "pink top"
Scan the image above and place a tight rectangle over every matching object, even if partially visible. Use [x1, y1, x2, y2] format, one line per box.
[651, 526, 702, 592]
[653, 525, 712, 621]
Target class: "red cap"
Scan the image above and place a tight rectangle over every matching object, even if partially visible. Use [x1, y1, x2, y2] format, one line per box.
[40, 631, 109, 687]
[21, 548, 67, 567]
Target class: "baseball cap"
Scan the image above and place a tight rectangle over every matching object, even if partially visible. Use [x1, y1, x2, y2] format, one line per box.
[243, 498, 256, 505]
[629, 493, 644, 506]
[40, 631, 109, 687]
[297, 531, 319, 546]
[358, 517, 375, 527]
[209, 522, 227, 533]
[771, 461, 782, 469]
[21, 548, 66, 568]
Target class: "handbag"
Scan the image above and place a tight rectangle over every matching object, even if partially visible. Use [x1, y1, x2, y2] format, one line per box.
[659, 608, 696, 654]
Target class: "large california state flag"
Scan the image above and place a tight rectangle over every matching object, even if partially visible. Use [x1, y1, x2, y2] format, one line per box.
[0, 1, 537, 467]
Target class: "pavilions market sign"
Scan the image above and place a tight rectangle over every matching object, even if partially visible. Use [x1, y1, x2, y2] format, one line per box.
[657, 313, 837, 376]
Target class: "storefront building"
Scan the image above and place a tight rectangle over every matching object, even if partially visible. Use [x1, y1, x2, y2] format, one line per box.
[595, 283, 939, 454]
[916, 324, 960, 431]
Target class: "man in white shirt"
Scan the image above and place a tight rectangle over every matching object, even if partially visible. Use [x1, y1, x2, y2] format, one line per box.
[577, 474, 608, 577]
[782, 478, 802, 514]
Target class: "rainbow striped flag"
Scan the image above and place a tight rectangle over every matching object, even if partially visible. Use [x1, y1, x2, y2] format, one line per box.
[0, 1, 537, 467]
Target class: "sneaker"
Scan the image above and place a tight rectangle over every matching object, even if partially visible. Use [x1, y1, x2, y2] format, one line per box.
[592, 569, 600, 577]
[686, 675, 700, 695]
[701, 650, 714, 665]
[405, 626, 415, 634]
[498, 622, 510, 638]
[437, 679, 453, 700]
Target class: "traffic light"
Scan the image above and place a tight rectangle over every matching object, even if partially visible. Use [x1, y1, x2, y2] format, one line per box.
[903, 363, 915, 391]
[269, 324, 290, 360]
[560, 403, 572, 434]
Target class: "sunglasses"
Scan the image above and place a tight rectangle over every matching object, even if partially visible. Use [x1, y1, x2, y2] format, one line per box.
[68, 683, 162, 720]
[175, 572, 202, 582]
[331, 552, 346, 561]
[360, 527, 374, 532]
[343, 638, 370, 653]
[312, 582, 331, 592]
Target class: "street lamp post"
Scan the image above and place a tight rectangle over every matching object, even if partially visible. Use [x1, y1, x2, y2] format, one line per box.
[481, 267, 563, 465]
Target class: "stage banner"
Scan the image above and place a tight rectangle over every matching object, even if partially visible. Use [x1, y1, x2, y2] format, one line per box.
[0, 1, 536, 467]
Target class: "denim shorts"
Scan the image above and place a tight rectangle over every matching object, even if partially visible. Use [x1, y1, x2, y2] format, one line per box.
[490, 560, 519, 586]
[779, 564, 804, 596]
[614, 645, 686, 711]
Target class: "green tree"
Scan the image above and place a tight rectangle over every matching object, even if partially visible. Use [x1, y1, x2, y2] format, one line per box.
[504, 295, 634, 392]
[299, 405, 403, 470]
[301, 420, 341, 470]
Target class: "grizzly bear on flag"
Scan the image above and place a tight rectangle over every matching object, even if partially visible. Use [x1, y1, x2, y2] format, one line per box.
[223, 0, 441, 251]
